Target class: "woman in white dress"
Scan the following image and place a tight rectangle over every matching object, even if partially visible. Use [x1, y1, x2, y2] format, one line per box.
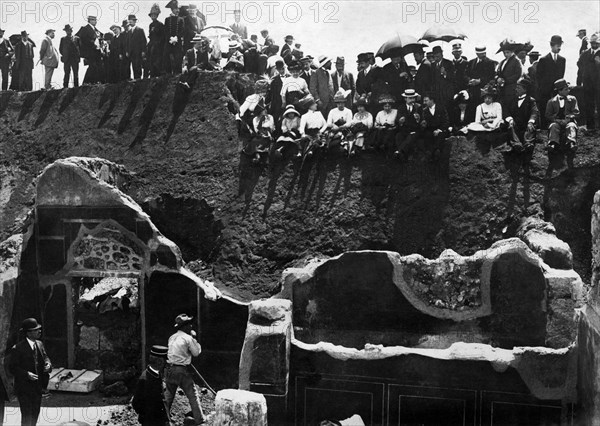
[372, 94, 398, 151]
[299, 95, 328, 158]
[466, 86, 503, 132]
[347, 96, 374, 156]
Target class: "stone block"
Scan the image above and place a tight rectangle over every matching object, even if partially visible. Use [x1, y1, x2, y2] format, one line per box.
[250, 299, 291, 323]
[213, 389, 267, 426]
[78, 326, 100, 350]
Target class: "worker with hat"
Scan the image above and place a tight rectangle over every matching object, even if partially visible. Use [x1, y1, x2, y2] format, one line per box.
[163, 0, 185, 75]
[431, 45, 456, 111]
[310, 55, 335, 115]
[0, 28, 14, 91]
[164, 314, 205, 425]
[395, 88, 422, 160]
[281, 35, 295, 65]
[8, 318, 52, 426]
[537, 35, 566, 126]
[299, 55, 314, 86]
[59, 25, 81, 88]
[132, 345, 170, 426]
[545, 78, 579, 155]
[148, 3, 166, 77]
[576, 33, 600, 130]
[14, 30, 35, 91]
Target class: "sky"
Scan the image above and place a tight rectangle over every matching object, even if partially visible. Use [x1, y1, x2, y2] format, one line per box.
[0, 0, 598, 89]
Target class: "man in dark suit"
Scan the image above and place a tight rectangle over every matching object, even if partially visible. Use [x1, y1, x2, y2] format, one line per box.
[526, 51, 540, 97]
[577, 33, 600, 129]
[126, 15, 147, 79]
[9, 318, 52, 426]
[260, 29, 275, 54]
[281, 35, 294, 65]
[182, 4, 205, 52]
[420, 92, 450, 160]
[451, 42, 469, 91]
[465, 46, 496, 106]
[505, 77, 539, 154]
[355, 52, 379, 116]
[148, 4, 166, 77]
[537, 35, 566, 126]
[413, 48, 432, 102]
[431, 45, 455, 111]
[577, 29, 589, 55]
[379, 54, 411, 108]
[496, 42, 522, 109]
[545, 78, 580, 153]
[331, 56, 355, 109]
[14, 31, 35, 91]
[394, 89, 422, 160]
[299, 56, 313, 86]
[132, 345, 169, 426]
[0, 28, 14, 91]
[163, 0, 185, 75]
[59, 24, 80, 87]
[76, 16, 103, 84]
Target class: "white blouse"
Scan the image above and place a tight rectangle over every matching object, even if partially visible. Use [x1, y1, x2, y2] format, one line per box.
[327, 107, 353, 128]
[351, 111, 374, 129]
[375, 109, 398, 127]
[300, 110, 327, 134]
[474, 102, 503, 129]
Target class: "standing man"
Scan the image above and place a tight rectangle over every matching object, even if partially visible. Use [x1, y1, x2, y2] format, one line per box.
[310, 55, 335, 116]
[59, 25, 80, 88]
[165, 314, 205, 425]
[420, 93, 450, 161]
[127, 15, 147, 79]
[163, 0, 185, 75]
[465, 46, 495, 105]
[356, 52, 377, 116]
[0, 28, 14, 91]
[77, 16, 103, 84]
[431, 45, 455, 111]
[527, 51, 541, 98]
[451, 42, 468, 91]
[231, 9, 247, 40]
[380, 53, 411, 107]
[331, 56, 355, 110]
[132, 345, 170, 426]
[148, 4, 166, 77]
[413, 47, 433, 101]
[39, 29, 59, 90]
[281, 35, 294, 65]
[496, 41, 523, 110]
[9, 318, 52, 426]
[14, 31, 35, 91]
[577, 29, 589, 55]
[577, 33, 600, 130]
[537, 35, 566, 126]
[299, 55, 314, 86]
[260, 29, 274, 54]
[183, 5, 205, 52]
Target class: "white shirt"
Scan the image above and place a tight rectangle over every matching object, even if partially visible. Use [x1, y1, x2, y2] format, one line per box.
[300, 109, 327, 134]
[428, 105, 436, 116]
[517, 95, 526, 108]
[475, 102, 503, 128]
[167, 330, 201, 365]
[281, 76, 308, 98]
[327, 107, 353, 128]
[26, 338, 36, 351]
[238, 94, 263, 117]
[558, 96, 565, 108]
[351, 111, 373, 128]
[375, 109, 398, 127]
[253, 114, 275, 134]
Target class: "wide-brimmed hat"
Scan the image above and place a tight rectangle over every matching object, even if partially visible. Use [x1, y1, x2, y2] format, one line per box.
[149, 3, 161, 16]
[63, 24, 73, 32]
[174, 313, 194, 328]
[150, 345, 168, 358]
[496, 38, 520, 53]
[401, 89, 418, 98]
[333, 89, 349, 103]
[454, 90, 469, 103]
[335, 56, 345, 65]
[229, 40, 241, 49]
[254, 79, 269, 92]
[550, 35, 563, 45]
[554, 78, 569, 91]
[317, 55, 332, 68]
[20, 30, 29, 37]
[283, 105, 300, 118]
[298, 94, 317, 109]
[379, 94, 396, 104]
[21, 318, 42, 332]
[110, 24, 121, 31]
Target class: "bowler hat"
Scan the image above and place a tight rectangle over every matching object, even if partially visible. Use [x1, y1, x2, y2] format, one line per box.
[63, 24, 73, 32]
[284, 35, 294, 42]
[20, 30, 29, 37]
[356, 52, 370, 63]
[432, 45, 443, 53]
[150, 345, 168, 358]
[21, 318, 42, 332]
[554, 78, 569, 91]
[174, 313, 194, 328]
[550, 35, 563, 45]
[128, 14, 137, 20]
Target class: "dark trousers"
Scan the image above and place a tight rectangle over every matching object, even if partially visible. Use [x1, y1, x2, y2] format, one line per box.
[17, 392, 42, 426]
[583, 80, 600, 128]
[163, 44, 183, 75]
[0, 60, 9, 91]
[17, 63, 33, 91]
[83, 57, 102, 84]
[63, 59, 79, 87]
[148, 45, 164, 77]
[130, 53, 144, 79]
[395, 130, 420, 157]
[164, 365, 204, 424]
[422, 130, 447, 157]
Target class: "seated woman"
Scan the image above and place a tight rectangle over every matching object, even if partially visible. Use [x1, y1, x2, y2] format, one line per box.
[466, 86, 503, 132]
[244, 99, 275, 164]
[449, 90, 476, 135]
[275, 105, 303, 158]
[280, 60, 310, 110]
[347, 96, 374, 156]
[326, 89, 353, 152]
[299, 95, 328, 158]
[372, 94, 398, 151]
[237, 79, 270, 143]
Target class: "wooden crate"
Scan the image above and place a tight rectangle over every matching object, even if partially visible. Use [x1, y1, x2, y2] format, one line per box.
[48, 368, 103, 393]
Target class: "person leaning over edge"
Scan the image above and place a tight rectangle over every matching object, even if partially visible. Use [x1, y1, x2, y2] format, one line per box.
[132, 345, 170, 426]
[8, 318, 52, 426]
[164, 314, 205, 425]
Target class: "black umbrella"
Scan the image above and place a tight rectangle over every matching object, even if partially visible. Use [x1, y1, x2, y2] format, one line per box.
[376, 33, 421, 59]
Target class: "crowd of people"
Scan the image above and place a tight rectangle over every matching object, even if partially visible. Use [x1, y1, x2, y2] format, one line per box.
[0, 1, 598, 165]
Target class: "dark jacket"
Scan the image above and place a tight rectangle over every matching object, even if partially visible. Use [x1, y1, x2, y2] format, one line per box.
[164, 15, 185, 46]
[0, 38, 14, 62]
[331, 70, 355, 107]
[281, 43, 293, 65]
[14, 40, 35, 69]
[59, 35, 80, 62]
[497, 55, 522, 87]
[452, 56, 469, 91]
[545, 94, 580, 123]
[465, 56, 496, 95]
[379, 61, 411, 102]
[506, 95, 539, 130]
[449, 104, 476, 130]
[577, 48, 600, 85]
[397, 101, 422, 132]
[537, 53, 566, 97]
[131, 368, 168, 425]
[8, 339, 51, 396]
[414, 58, 433, 98]
[356, 67, 376, 97]
[421, 103, 450, 131]
[127, 26, 147, 57]
[431, 58, 456, 105]
[185, 47, 212, 69]
[76, 24, 101, 59]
